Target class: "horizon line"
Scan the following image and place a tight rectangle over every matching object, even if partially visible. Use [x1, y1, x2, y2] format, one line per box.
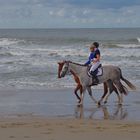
[0, 27, 140, 30]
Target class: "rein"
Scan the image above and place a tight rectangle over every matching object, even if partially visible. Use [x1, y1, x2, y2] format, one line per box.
[66, 61, 86, 67]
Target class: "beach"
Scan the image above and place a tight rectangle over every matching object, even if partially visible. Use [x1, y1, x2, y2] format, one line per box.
[0, 28, 139, 139]
[0, 88, 140, 120]
[0, 117, 140, 140]
[1, 0, 140, 137]
[0, 88, 140, 140]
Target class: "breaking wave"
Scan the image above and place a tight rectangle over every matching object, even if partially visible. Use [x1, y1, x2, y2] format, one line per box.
[104, 43, 140, 49]
[137, 37, 140, 43]
[0, 38, 26, 46]
[116, 44, 140, 48]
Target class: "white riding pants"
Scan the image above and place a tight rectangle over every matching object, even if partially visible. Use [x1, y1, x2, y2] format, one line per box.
[90, 61, 101, 72]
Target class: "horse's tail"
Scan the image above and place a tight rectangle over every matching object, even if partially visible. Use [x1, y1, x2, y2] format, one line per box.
[122, 84, 129, 95]
[119, 68, 136, 90]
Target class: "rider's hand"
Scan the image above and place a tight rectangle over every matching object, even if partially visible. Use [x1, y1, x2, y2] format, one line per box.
[93, 58, 97, 63]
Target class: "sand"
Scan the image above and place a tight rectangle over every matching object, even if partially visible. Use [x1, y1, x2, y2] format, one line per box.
[0, 88, 140, 140]
[0, 117, 140, 140]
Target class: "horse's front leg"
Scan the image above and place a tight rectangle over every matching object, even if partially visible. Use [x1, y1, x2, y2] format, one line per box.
[87, 86, 97, 104]
[98, 82, 108, 105]
[79, 86, 86, 106]
[74, 84, 81, 103]
[73, 74, 83, 104]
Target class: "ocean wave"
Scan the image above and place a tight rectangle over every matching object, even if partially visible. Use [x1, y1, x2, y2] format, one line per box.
[137, 37, 140, 43]
[0, 38, 27, 46]
[116, 44, 140, 48]
[0, 52, 13, 57]
[104, 43, 140, 49]
[0, 37, 90, 47]
[0, 51, 29, 57]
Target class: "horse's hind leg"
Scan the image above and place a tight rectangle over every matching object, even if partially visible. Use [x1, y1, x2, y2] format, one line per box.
[98, 82, 108, 105]
[113, 80, 125, 105]
[112, 84, 121, 104]
[87, 87, 97, 104]
[104, 83, 113, 104]
[104, 80, 118, 104]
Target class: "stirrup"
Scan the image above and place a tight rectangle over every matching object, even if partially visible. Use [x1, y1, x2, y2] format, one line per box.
[92, 77, 99, 85]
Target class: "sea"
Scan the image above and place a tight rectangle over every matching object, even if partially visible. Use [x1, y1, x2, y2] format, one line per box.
[0, 28, 140, 90]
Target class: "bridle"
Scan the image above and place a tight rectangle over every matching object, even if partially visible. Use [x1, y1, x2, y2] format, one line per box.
[60, 61, 70, 78]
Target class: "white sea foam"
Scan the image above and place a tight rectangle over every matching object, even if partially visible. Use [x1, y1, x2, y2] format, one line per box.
[116, 44, 140, 48]
[0, 38, 25, 46]
[137, 37, 140, 43]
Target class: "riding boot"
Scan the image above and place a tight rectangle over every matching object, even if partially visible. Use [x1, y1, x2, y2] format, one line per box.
[90, 71, 99, 85]
[92, 75, 99, 85]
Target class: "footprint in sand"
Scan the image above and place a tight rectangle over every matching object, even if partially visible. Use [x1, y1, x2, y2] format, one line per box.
[9, 136, 16, 138]
[41, 127, 53, 135]
[129, 130, 136, 133]
[24, 136, 30, 138]
[41, 131, 52, 135]
[0, 125, 7, 128]
[95, 126, 106, 132]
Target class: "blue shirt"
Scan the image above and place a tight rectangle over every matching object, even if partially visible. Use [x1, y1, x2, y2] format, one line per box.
[85, 48, 100, 65]
[85, 51, 95, 65]
[94, 48, 100, 58]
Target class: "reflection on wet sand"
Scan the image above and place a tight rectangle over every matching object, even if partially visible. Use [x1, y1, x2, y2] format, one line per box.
[75, 105, 128, 120]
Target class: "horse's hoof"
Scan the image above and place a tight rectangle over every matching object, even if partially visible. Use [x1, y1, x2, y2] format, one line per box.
[98, 101, 101, 106]
[118, 103, 122, 106]
[77, 104, 83, 108]
[77, 100, 81, 104]
[77, 102, 83, 107]
[77, 98, 81, 103]
[77, 104, 81, 107]
[104, 101, 107, 104]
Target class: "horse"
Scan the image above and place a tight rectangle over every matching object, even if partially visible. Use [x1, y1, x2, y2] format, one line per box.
[58, 61, 96, 103]
[58, 61, 123, 105]
[59, 61, 136, 105]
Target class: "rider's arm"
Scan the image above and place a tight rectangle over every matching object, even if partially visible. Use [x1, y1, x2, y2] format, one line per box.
[93, 49, 100, 63]
[84, 59, 90, 66]
[93, 54, 100, 62]
[84, 53, 94, 66]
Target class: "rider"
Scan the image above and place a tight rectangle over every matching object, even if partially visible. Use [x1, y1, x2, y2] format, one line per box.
[85, 42, 101, 85]
[84, 44, 95, 66]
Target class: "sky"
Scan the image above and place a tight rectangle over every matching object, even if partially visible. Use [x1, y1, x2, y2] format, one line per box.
[0, 0, 140, 28]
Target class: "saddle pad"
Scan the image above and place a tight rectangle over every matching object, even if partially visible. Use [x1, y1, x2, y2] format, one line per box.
[97, 67, 103, 76]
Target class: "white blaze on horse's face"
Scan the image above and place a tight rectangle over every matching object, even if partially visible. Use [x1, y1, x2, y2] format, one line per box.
[60, 62, 69, 78]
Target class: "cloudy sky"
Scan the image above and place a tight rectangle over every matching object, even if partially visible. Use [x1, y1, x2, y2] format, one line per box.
[0, 0, 140, 28]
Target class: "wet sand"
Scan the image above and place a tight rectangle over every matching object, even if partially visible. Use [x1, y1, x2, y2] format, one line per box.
[0, 118, 140, 140]
[0, 88, 140, 140]
[0, 88, 140, 120]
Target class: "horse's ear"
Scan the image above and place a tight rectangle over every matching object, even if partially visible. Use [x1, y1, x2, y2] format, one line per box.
[58, 61, 65, 65]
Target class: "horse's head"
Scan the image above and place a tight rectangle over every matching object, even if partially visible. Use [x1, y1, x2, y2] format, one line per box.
[58, 61, 70, 78]
[57, 61, 65, 78]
